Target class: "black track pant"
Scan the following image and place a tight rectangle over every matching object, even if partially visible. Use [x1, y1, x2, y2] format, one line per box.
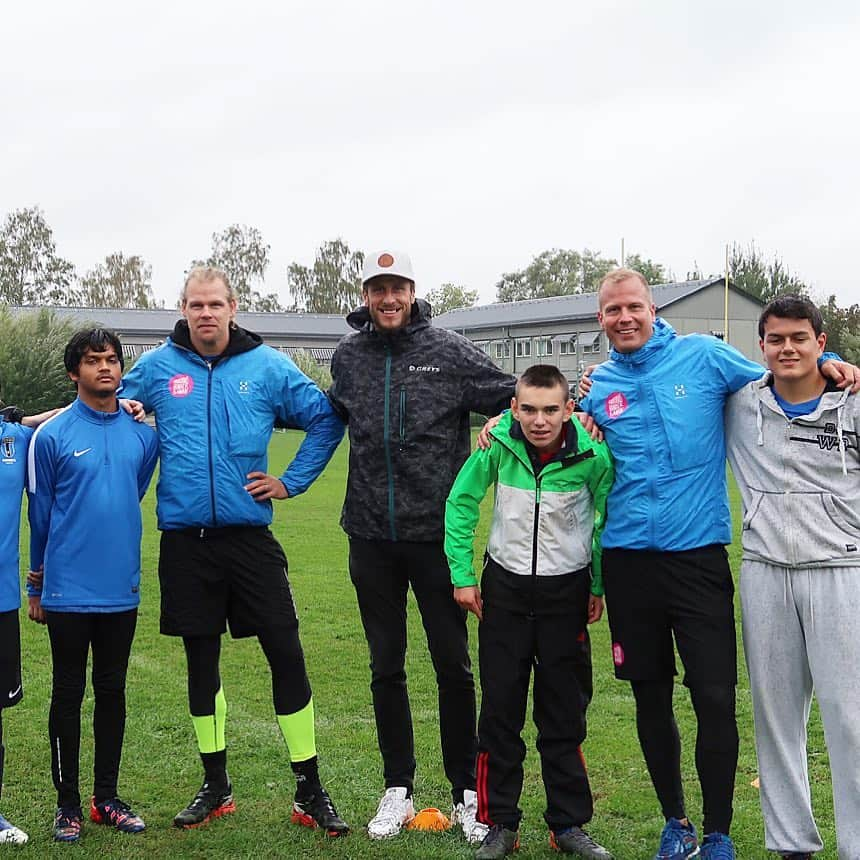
[476, 572, 593, 832]
[47, 610, 137, 808]
[349, 538, 476, 799]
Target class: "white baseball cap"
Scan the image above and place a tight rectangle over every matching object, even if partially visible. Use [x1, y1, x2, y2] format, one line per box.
[361, 250, 415, 286]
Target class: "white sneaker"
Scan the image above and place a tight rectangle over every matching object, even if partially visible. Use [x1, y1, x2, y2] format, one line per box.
[452, 789, 488, 844]
[367, 787, 415, 839]
[0, 813, 28, 845]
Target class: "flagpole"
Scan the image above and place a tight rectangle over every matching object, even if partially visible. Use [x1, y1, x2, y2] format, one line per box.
[724, 244, 730, 342]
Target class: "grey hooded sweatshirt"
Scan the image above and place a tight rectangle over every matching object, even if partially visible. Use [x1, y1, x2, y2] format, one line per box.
[725, 375, 860, 568]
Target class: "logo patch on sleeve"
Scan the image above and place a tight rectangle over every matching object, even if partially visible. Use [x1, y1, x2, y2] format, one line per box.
[612, 642, 625, 666]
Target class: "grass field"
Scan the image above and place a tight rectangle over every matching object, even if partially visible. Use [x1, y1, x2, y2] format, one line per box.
[5, 433, 836, 858]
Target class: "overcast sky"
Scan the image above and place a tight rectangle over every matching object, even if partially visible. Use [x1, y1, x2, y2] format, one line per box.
[2, 0, 859, 311]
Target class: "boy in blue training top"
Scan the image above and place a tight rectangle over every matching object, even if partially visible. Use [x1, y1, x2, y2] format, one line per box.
[27, 329, 158, 844]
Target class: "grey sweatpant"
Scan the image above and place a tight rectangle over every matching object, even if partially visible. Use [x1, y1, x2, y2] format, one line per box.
[741, 561, 860, 859]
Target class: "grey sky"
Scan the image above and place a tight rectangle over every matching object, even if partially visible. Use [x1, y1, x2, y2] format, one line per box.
[2, 1, 858, 310]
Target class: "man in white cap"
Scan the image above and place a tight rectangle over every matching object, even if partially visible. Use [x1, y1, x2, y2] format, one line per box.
[329, 250, 517, 842]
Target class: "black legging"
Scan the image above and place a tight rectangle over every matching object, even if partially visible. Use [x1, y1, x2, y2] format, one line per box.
[631, 677, 738, 835]
[47, 610, 137, 808]
[183, 628, 311, 718]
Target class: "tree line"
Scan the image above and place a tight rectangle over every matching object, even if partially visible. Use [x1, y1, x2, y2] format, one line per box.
[1, 206, 856, 360]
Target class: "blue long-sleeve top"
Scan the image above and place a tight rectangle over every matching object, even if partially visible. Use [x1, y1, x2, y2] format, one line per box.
[27, 399, 159, 612]
[0, 421, 33, 612]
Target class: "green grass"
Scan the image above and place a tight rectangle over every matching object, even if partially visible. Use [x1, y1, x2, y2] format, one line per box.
[5, 437, 835, 858]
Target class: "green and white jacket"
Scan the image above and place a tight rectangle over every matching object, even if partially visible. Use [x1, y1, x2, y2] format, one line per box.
[445, 412, 614, 595]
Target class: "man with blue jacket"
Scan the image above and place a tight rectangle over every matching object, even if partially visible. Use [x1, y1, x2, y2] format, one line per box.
[579, 269, 859, 860]
[121, 267, 348, 836]
[27, 328, 159, 843]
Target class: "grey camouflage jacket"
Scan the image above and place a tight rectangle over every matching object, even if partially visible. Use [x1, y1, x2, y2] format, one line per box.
[329, 299, 516, 542]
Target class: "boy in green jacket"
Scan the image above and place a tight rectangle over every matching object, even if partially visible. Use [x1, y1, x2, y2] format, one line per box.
[445, 364, 614, 860]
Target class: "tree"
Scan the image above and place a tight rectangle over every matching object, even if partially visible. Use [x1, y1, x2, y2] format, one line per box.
[424, 283, 479, 315]
[79, 252, 160, 308]
[729, 242, 809, 302]
[495, 248, 617, 302]
[818, 294, 860, 362]
[0, 307, 83, 412]
[290, 348, 332, 390]
[623, 253, 669, 285]
[0, 207, 78, 305]
[191, 224, 282, 312]
[287, 239, 364, 314]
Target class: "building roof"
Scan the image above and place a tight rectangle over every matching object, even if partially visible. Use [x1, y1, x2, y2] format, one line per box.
[11, 305, 351, 339]
[434, 277, 747, 331]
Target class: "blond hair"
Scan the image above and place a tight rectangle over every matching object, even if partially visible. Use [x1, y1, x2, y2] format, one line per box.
[181, 266, 236, 304]
[598, 268, 652, 303]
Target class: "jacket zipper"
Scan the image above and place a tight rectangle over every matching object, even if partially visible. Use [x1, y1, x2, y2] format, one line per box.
[399, 386, 406, 450]
[207, 361, 218, 526]
[383, 347, 397, 540]
[530, 476, 542, 619]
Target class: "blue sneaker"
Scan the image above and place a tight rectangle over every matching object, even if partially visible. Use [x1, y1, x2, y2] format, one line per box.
[701, 832, 735, 859]
[655, 818, 700, 859]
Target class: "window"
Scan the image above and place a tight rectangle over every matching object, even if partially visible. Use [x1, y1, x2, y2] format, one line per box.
[581, 332, 602, 354]
[515, 339, 531, 358]
[494, 341, 510, 359]
[558, 335, 578, 355]
[536, 338, 553, 357]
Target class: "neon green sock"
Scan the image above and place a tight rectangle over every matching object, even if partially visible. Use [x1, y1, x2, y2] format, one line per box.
[276, 698, 316, 762]
[191, 686, 227, 754]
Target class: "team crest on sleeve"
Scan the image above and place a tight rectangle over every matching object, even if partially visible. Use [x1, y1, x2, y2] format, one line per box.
[605, 391, 629, 419]
[1, 436, 15, 462]
[168, 374, 194, 398]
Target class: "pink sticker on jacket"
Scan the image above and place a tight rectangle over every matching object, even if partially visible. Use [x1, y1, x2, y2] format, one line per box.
[606, 391, 628, 418]
[168, 374, 194, 398]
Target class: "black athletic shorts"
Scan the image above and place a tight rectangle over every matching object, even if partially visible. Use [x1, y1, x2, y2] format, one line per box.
[0, 609, 22, 709]
[602, 544, 737, 686]
[158, 526, 299, 639]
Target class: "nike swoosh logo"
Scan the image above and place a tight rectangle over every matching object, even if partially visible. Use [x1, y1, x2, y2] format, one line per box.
[73, 448, 92, 457]
[8, 684, 21, 699]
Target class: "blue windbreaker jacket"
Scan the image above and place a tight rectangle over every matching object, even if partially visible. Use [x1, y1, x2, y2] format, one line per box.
[27, 399, 159, 611]
[0, 421, 32, 612]
[580, 318, 765, 551]
[121, 322, 344, 531]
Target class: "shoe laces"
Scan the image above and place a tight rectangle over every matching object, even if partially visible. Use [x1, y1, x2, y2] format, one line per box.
[374, 789, 408, 823]
[483, 824, 510, 846]
[100, 798, 135, 824]
[659, 819, 696, 856]
[702, 833, 735, 860]
[55, 808, 82, 832]
[558, 826, 601, 849]
[311, 789, 338, 816]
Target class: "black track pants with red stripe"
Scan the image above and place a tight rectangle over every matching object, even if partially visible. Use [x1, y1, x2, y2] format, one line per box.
[476, 584, 594, 832]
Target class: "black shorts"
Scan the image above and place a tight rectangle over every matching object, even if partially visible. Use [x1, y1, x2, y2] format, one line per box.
[0, 609, 22, 709]
[158, 527, 299, 639]
[602, 544, 737, 686]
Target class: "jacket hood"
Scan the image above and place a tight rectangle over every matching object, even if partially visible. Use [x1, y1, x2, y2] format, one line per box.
[346, 297, 432, 337]
[609, 317, 676, 366]
[495, 411, 583, 461]
[755, 373, 852, 475]
[169, 319, 263, 358]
